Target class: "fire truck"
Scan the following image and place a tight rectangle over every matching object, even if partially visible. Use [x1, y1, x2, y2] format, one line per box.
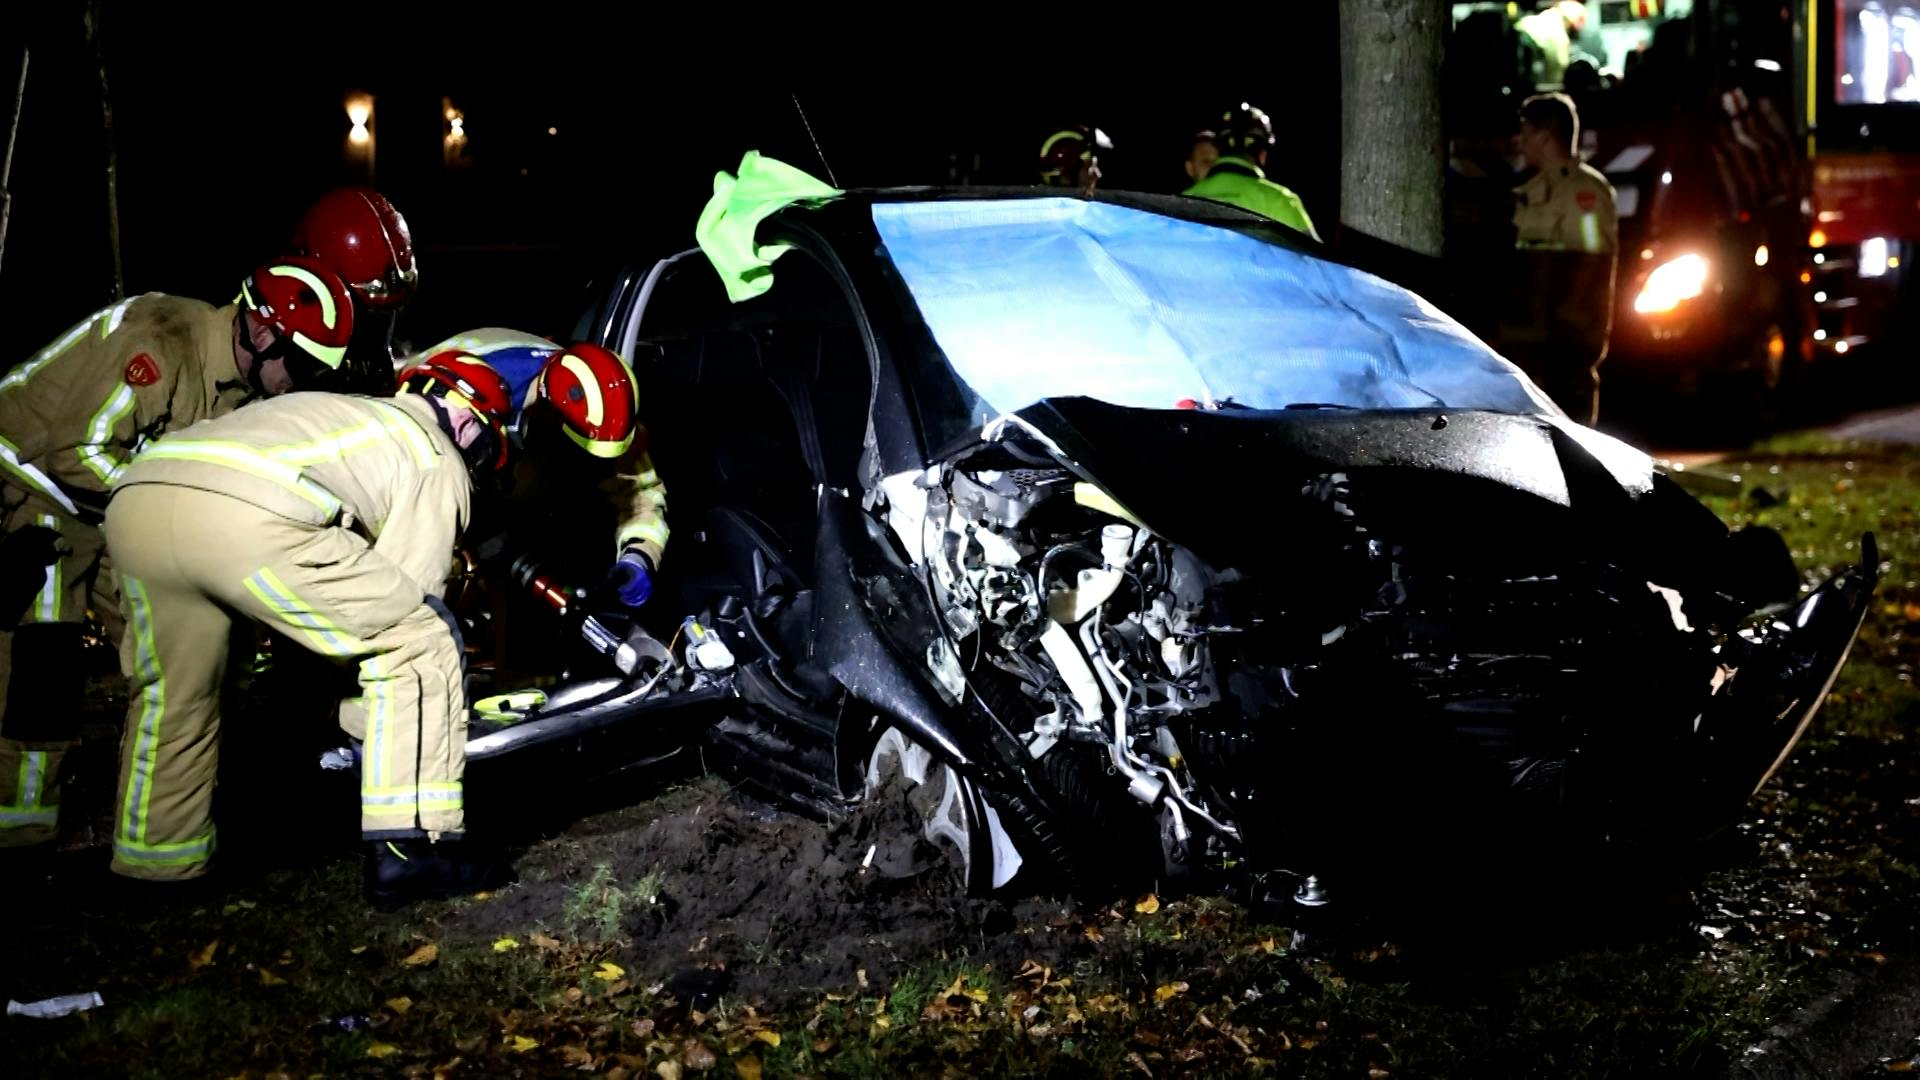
[1811, 0, 1920, 358]
[1446, 1, 1911, 421]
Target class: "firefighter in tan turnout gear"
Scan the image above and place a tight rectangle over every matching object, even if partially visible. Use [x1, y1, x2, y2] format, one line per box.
[0, 258, 356, 851]
[1502, 91, 1619, 424]
[102, 352, 517, 908]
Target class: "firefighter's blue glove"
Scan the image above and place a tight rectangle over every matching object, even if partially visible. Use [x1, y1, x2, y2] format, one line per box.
[609, 549, 654, 608]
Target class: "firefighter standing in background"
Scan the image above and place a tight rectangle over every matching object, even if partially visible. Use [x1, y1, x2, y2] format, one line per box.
[1038, 126, 1112, 194]
[1503, 91, 1619, 424]
[0, 259, 355, 854]
[1181, 104, 1321, 241]
[294, 187, 419, 389]
[1519, 1, 1591, 87]
[103, 353, 515, 907]
[1183, 130, 1219, 184]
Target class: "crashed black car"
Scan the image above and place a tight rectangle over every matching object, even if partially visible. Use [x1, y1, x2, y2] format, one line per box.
[455, 182, 1875, 904]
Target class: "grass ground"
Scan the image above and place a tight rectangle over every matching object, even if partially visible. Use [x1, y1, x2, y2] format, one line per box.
[5, 438, 1919, 1078]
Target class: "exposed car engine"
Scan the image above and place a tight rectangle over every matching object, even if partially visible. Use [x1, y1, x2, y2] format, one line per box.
[879, 428, 1768, 892]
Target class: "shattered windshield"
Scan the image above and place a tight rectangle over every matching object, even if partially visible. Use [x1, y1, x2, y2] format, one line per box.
[871, 198, 1560, 431]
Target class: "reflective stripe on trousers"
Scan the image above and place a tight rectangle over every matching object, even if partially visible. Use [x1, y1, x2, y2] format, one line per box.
[0, 751, 57, 827]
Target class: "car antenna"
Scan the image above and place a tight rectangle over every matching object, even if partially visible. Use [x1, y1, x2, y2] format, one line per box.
[790, 92, 840, 188]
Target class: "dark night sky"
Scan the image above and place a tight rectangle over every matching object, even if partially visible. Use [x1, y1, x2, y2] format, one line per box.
[0, 5, 1344, 362]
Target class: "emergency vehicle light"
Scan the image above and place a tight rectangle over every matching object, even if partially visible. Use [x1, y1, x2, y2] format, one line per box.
[1861, 237, 1890, 278]
[1633, 253, 1709, 315]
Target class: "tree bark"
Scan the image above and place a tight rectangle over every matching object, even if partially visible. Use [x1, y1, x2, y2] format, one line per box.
[1339, 0, 1445, 257]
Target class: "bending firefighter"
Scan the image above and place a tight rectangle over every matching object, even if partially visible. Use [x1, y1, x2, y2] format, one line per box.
[102, 352, 515, 907]
[409, 329, 667, 611]
[0, 259, 355, 850]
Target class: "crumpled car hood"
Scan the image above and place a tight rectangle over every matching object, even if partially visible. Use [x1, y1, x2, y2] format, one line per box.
[1007, 397, 1699, 571]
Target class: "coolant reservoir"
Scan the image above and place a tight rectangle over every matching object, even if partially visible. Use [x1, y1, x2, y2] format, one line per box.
[1101, 524, 1134, 568]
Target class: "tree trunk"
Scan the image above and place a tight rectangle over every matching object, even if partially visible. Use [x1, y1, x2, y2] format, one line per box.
[84, 1, 123, 301]
[1339, 0, 1445, 258]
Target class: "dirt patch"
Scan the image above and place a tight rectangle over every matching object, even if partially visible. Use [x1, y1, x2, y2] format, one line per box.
[451, 777, 1100, 1007]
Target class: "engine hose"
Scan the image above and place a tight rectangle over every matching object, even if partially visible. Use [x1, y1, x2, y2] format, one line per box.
[1081, 611, 1241, 841]
[1039, 543, 1100, 593]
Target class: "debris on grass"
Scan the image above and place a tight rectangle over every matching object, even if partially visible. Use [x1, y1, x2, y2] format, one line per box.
[6, 992, 104, 1019]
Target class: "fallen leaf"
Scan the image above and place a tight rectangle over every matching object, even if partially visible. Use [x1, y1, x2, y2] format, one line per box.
[1134, 894, 1161, 915]
[1174, 1046, 1205, 1064]
[401, 943, 439, 968]
[1127, 1050, 1154, 1077]
[386, 997, 413, 1015]
[1906, 603, 1920, 622]
[1258, 938, 1279, 954]
[810, 1038, 834, 1054]
[471, 891, 493, 901]
[734, 1057, 762, 1080]
[873, 1013, 892, 1031]
[506, 1034, 538, 1053]
[1369, 1070, 1391, 1079]
[1866, 951, 1890, 964]
[530, 932, 563, 952]
[367, 1043, 400, 1059]
[752, 1030, 780, 1048]
[1154, 981, 1190, 1003]
[1885, 1062, 1917, 1073]
[632, 1019, 656, 1038]
[595, 961, 626, 981]
[492, 938, 520, 953]
[190, 940, 220, 969]
[656, 1062, 683, 1080]
[1084, 926, 1105, 943]
[690, 1010, 707, 1027]
[688, 936, 709, 954]
[350, 945, 369, 956]
[683, 1041, 717, 1071]
[259, 969, 286, 987]
[565, 987, 585, 1004]
[561, 1044, 594, 1066]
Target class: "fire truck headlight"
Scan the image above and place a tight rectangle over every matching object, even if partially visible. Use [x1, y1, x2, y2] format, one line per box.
[1633, 253, 1710, 315]
[1861, 236, 1891, 278]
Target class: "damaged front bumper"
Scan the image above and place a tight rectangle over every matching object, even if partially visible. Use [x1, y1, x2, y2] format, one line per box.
[1695, 532, 1880, 827]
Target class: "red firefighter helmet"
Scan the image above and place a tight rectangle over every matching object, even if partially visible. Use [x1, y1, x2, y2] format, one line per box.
[293, 187, 418, 310]
[238, 257, 356, 373]
[528, 344, 640, 459]
[396, 351, 515, 472]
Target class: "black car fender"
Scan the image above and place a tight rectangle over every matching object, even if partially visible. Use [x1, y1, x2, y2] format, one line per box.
[812, 487, 1017, 794]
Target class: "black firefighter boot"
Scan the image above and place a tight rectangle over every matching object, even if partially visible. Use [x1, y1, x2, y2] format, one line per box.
[365, 838, 515, 912]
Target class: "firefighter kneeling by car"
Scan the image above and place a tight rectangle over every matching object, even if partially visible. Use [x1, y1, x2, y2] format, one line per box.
[405, 329, 667, 682]
[101, 352, 517, 909]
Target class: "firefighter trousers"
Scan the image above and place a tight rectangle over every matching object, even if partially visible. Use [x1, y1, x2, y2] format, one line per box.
[0, 487, 120, 848]
[104, 484, 466, 880]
